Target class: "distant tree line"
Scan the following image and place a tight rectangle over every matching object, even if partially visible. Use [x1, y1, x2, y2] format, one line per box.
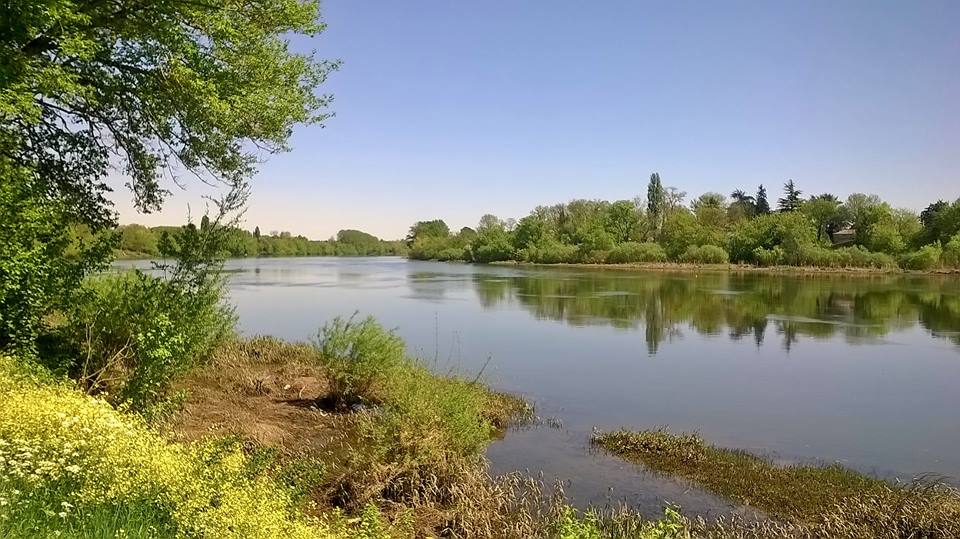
[115, 223, 407, 258]
[407, 175, 960, 271]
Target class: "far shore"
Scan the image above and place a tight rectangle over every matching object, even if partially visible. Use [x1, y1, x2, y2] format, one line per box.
[487, 260, 960, 277]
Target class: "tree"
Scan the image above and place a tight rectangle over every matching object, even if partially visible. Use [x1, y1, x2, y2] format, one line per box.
[253, 226, 261, 241]
[2, 0, 335, 353]
[406, 220, 450, 245]
[802, 194, 845, 242]
[646, 173, 666, 237]
[777, 180, 803, 212]
[604, 200, 641, 243]
[692, 193, 728, 229]
[728, 189, 756, 222]
[755, 185, 771, 215]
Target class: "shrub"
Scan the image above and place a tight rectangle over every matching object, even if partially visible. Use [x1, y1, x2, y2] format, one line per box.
[471, 238, 513, 263]
[606, 242, 667, 264]
[753, 246, 785, 267]
[790, 245, 897, 269]
[942, 234, 960, 268]
[315, 316, 406, 410]
[576, 248, 611, 264]
[436, 246, 468, 261]
[679, 245, 729, 264]
[63, 270, 235, 410]
[727, 212, 817, 263]
[899, 244, 943, 271]
[519, 240, 579, 264]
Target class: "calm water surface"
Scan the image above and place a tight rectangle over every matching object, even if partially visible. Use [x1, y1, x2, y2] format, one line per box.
[126, 256, 960, 516]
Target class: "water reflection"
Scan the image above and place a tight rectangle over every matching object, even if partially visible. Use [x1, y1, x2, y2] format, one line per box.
[470, 271, 960, 354]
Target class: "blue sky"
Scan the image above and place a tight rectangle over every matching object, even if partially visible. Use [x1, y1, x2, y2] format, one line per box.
[114, 0, 960, 240]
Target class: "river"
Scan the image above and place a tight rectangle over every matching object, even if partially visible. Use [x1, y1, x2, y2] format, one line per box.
[122, 256, 960, 517]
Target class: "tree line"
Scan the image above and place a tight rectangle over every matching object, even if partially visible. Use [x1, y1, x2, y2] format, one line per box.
[115, 220, 408, 258]
[407, 175, 960, 271]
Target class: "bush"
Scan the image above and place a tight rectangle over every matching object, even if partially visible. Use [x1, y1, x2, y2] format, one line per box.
[315, 316, 406, 410]
[792, 245, 897, 269]
[63, 270, 234, 410]
[753, 246, 785, 267]
[606, 242, 667, 264]
[942, 234, 960, 268]
[436, 246, 468, 261]
[679, 245, 729, 264]
[899, 244, 943, 271]
[518, 240, 579, 264]
[727, 212, 817, 263]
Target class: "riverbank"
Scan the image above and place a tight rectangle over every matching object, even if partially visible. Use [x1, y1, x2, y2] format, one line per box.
[489, 259, 960, 276]
[0, 324, 698, 538]
[7, 323, 960, 537]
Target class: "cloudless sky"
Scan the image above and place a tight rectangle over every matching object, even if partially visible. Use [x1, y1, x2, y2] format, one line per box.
[113, 0, 960, 240]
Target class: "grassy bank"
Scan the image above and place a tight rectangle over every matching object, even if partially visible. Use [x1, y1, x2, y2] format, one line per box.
[593, 428, 960, 537]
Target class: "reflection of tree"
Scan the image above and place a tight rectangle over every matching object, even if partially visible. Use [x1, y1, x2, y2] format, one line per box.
[469, 271, 960, 354]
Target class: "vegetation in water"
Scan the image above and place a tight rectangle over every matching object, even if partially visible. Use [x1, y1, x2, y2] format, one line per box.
[593, 428, 960, 538]
[406, 178, 960, 272]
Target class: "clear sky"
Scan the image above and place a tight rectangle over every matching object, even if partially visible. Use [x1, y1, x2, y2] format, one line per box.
[113, 0, 960, 240]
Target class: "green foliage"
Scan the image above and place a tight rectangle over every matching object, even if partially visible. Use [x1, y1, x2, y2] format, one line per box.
[942, 234, 960, 268]
[116, 224, 407, 259]
[314, 316, 502, 462]
[727, 212, 817, 263]
[0, 175, 113, 355]
[755, 184, 771, 215]
[679, 245, 729, 264]
[777, 180, 803, 212]
[63, 270, 235, 410]
[406, 220, 451, 246]
[802, 194, 846, 242]
[863, 219, 907, 254]
[647, 172, 666, 234]
[519, 239, 580, 264]
[604, 200, 642, 243]
[899, 244, 943, 271]
[792, 245, 897, 269]
[315, 316, 406, 409]
[606, 242, 668, 264]
[753, 246, 785, 267]
[2, 0, 336, 222]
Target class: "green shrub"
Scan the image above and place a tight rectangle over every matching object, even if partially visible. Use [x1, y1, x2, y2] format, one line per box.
[727, 212, 817, 263]
[791, 245, 897, 269]
[942, 234, 960, 268]
[471, 239, 515, 263]
[606, 242, 668, 264]
[899, 244, 943, 271]
[679, 245, 729, 264]
[314, 315, 406, 410]
[519, 240, 579, 264]
[63, 270, 234, 410]
[436, 246, 467, 261]
[753, 246, 785, 267]
[577, 248, 611, 264]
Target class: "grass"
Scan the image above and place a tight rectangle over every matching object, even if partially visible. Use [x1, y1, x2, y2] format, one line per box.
[593, 427, 960, 537]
